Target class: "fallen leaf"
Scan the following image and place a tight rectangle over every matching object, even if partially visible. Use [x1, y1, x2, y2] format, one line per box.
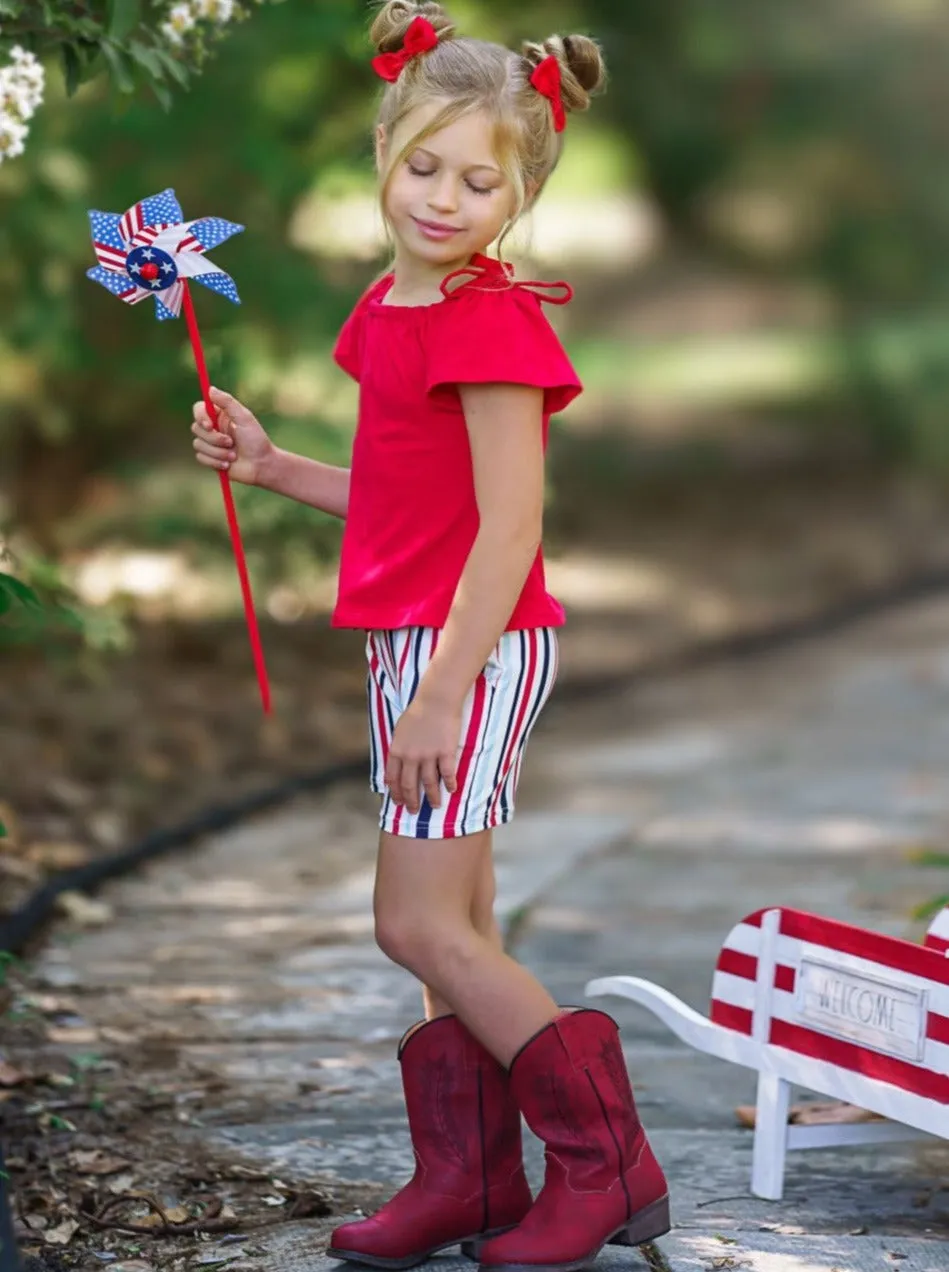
[0, 1060, 29, 1087]
[735, 1100, 882, 1128]
[47, 777, 93, 810]
[67, 1149, 132, 1176]
[29, 993, 78, 1014]
[56, 891, 114, 926]
[26, 841, 92, 870]
[44, 1218, 79, 1245]
[138, 1204, 190, 1228]
[0, 854, 41, 882]
[107, 1173, 137, 1195]
[87, 810, 127, 848]
[47, 1025, 99, 1045]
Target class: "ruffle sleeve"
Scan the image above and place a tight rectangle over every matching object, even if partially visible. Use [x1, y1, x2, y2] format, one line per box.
[332, 277, 387, 382]
[425, 280, 582, 415]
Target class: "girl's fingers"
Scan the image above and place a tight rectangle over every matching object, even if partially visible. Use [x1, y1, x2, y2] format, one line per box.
[385, 755, 403, 806]
[438, 752, 458, 795]
[420, 759, 441, 809]
[191, 417, 231, 447]
[399, 760, 421, 813]
[193, 401, 234, 439]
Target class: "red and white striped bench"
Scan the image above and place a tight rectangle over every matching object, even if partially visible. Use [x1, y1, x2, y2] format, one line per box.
[586, 905, 949, 1200]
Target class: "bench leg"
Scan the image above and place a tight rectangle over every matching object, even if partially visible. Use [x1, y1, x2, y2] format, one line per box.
[750, 1072, 790, 1200]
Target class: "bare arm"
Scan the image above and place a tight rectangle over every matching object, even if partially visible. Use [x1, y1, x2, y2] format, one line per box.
[256, 448, 350, 520]
[192, 387, 350, 520]
[416, 382, 545, 711]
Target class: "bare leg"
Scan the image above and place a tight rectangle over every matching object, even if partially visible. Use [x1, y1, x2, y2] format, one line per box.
[423, 831, 503, 1019]
[375, 829, 558, 1066]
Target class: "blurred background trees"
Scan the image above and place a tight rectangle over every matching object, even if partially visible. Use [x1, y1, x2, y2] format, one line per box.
[5, 0, 949, 635]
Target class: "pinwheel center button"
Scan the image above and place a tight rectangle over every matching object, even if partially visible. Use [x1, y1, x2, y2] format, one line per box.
[126, 245, 178, 292]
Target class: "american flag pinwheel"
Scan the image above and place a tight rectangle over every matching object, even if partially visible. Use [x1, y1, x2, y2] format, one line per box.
[87, 187, 242, 321]
[86, 187, 271, 712]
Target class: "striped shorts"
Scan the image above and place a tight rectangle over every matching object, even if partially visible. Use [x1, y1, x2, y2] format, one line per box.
[366, 626, 558, 839]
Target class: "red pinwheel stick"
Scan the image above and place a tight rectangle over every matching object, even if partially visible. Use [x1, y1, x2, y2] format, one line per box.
[181, 280, 272, 714]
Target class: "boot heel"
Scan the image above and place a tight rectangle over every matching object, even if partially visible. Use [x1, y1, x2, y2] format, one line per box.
[460, 1224, 518, 1260]
[609, 1194, 671, 1247]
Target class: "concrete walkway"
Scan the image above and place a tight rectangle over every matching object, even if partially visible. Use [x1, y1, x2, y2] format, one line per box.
[34, 597, 949, 1271]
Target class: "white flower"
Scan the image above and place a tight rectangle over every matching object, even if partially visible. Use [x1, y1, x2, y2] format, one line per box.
[0, 76, 37, 119]
[162, 2, 198, 42]
[195, 0, 236, 22]
[0, 114, 28, 162]
[0, 42, 44, 161]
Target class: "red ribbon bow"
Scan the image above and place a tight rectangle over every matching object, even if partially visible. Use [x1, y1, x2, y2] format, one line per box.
[372, 15, 439, 82]
[529, 54, 566, 133]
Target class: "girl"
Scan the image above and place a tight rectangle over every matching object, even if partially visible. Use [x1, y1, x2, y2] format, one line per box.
[191, 3, 669, 1269]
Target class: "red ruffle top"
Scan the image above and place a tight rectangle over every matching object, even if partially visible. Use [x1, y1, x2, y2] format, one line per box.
[331, 253, 581, 631]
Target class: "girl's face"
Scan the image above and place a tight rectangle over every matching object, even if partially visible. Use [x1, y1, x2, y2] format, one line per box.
[380, 100, 516, 270]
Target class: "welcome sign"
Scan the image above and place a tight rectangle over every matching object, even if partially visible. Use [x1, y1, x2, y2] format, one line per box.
[795, 955, 927, 1061]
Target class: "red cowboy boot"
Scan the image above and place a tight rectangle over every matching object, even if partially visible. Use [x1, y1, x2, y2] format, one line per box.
[327, 1015, 532, 1269]
[477, 1009, 670, 1272]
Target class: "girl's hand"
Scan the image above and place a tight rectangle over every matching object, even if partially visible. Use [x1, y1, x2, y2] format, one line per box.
[385, 698, 461, 813]
[191, 387, 275, 487]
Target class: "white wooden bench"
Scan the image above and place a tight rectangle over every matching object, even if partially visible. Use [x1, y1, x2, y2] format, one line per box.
[586, 905, 949, 1200]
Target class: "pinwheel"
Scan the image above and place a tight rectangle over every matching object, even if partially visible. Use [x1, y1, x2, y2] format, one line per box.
[87, 188, 271, 713]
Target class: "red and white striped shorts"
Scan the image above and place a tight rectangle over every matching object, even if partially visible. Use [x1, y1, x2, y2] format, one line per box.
[366, 626, 558, 839]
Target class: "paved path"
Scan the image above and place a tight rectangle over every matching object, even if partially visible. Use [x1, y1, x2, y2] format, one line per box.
[35, 598, 949, 1271]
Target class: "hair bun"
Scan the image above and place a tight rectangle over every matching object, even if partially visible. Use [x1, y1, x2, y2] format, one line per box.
[523, 33, 606, 114]
[370, 1, 456, 55]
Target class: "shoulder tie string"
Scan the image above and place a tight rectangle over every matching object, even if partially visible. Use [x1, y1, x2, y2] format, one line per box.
[440, 261, 572, 304]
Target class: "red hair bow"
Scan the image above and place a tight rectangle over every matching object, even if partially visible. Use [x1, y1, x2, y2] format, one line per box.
[529, 54, 566, 133]
[372, 15, 439, 83]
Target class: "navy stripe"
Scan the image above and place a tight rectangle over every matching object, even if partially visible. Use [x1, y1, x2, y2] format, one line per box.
[484, 630, 528, 830]
[499, 629, 552, 821]
[384, 691, 397, 736]
[415, 793, 433, 839]
[407, 627, 425, 704]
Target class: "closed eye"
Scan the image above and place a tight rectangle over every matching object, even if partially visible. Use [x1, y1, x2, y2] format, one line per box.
[406, 162, 495, 196]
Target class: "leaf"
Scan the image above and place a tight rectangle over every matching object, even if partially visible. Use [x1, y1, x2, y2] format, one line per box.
[67, 1149, 132, 1176]
[0, 573, 42, 615]
[150, 77, 173, 111]
[44, 1218, 79, 1245]
[909, 850, 949, 868]
[61, 43, 83, 96]
[912, 893, 949, 921]
[128, 39, 165, 80]
[26, 841, 92, 870]
[107, 0, 141, 42]
[154, 45, 190, 89]
[0, 1061, 28, 1088]
[100, 40, 136, 94]
[55, 891, 114, 926]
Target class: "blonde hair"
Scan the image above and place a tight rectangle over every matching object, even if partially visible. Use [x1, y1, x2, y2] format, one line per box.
[369, 0, 606, 255]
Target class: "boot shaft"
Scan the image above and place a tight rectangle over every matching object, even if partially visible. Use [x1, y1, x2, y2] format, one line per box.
[399, 1015, 525, 1188]
[508, 1009, 660, 1196]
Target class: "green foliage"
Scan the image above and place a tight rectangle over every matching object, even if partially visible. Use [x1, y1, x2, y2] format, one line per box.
[5, 0, 949, 617]
[0, 556, 124, 650]
[0, 0, 270, 112]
